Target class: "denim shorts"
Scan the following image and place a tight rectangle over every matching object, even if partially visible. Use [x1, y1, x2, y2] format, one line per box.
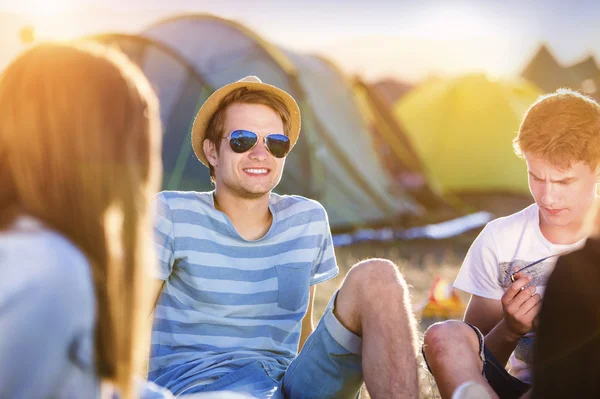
[181, 291, 363, 398]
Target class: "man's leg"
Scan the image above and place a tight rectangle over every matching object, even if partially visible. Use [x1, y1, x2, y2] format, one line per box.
[423, 321, 497, 399]
[334, 258, 420, 398]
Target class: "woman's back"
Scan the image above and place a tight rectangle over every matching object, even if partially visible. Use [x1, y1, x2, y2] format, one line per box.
[0, 216, 97, 398]
[0, 216, 179, 399]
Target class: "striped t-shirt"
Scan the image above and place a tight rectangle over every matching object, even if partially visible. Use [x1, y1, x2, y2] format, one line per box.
[149, 191, 338, 395]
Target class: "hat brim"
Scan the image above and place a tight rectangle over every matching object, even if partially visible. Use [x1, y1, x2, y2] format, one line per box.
[191, 80, 301, 167]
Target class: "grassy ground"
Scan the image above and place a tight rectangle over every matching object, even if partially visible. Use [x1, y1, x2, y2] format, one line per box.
[312, 236, 475, 320]
[314, 235, 477, 399]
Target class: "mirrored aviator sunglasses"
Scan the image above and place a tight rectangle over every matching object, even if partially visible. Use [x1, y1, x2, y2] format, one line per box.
[226, 130, 291, 158]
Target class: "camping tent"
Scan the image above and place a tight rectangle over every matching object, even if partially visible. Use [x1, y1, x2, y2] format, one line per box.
[522, 45, 573, 94]
[140, 14, 422, 229]
[370, 78, 414, 109]
[352, 77, 462, 216]
[522, 45, 600, 99]
[394, 74, 542, 195]
[90, 33, 215, 192]
[279, 51, 422, 222]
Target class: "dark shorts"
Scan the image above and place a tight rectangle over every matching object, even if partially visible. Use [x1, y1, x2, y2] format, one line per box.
[467, 323, 531, 399]
[423, 323, 531, 399]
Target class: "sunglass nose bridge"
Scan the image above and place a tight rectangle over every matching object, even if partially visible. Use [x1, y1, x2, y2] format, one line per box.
[248, 137, 270, 157]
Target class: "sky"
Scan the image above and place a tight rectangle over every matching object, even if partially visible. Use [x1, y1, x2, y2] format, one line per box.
[1, 0, 600, 82]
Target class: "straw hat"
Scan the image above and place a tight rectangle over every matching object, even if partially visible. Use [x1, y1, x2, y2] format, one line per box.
[191, 76, 301, 166]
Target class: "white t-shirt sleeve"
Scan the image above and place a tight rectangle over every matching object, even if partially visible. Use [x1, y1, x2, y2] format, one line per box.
[454, 223, 505, 300]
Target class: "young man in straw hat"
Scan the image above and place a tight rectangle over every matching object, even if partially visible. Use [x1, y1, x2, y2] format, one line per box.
[422, 89, 600, 399]
[149, 76, 419, 398]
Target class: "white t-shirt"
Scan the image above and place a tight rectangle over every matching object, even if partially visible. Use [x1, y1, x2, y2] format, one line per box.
[454, 203, 586, 383]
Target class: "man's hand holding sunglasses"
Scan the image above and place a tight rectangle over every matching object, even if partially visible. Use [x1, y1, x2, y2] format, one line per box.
[499, 269, 542, 340]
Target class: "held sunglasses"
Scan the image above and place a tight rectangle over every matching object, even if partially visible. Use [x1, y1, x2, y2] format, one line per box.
[508, 250, 574, 283]
[223, 130, 291, 158]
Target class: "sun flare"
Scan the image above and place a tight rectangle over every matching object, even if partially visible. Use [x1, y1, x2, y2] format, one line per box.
[13, 0, 73, 17]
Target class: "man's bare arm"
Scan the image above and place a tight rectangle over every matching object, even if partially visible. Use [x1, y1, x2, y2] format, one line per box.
[464, 295, 504, 336]
[151, 279, 165, 313]
[465, 294, 520, 366]
[299, 285, 316, 352]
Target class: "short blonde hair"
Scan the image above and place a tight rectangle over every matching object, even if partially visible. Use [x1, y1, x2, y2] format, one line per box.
[513, 88, 600, 170]
[0, 42, 161, 399]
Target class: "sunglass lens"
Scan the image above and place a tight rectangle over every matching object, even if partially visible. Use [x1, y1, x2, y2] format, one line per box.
[265, 134, 290, 158]
[229, 130, 257, 153]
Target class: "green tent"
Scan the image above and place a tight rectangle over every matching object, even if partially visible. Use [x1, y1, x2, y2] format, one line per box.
[394, 74, 542, 195]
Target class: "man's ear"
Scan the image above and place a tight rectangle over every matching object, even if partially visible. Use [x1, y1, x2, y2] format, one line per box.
[204, 139, 219, 168]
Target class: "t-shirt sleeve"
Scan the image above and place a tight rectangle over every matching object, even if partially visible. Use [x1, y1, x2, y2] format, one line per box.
[310, 207, 339, 285]
[153, 193, 176, 280]
[454, 223, 504, 300]
[0, 254, 93, 398]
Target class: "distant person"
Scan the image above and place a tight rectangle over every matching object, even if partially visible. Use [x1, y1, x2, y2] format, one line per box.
[0, 42, 172, 399]
[531, 206, 600, 398]
[422, 89, 600, 398]
[148, 76, 420, 398]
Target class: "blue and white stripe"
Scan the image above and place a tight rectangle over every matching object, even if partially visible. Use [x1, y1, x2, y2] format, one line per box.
[149, 191, 338, 394]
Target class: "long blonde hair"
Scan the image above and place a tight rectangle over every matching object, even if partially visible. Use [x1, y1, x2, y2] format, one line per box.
[0, 42, 161, 398]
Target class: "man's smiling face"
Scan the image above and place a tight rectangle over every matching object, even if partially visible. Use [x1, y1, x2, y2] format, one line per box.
[210, 102, 287, 199]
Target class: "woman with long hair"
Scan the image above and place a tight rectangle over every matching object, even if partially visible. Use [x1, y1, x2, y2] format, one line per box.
[0, 41, 165, 399]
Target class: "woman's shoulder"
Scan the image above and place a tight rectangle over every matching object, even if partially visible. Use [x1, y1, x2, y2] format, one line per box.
[0, 216, 95, 315]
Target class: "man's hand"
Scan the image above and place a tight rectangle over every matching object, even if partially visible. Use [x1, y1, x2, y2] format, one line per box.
[500, 270, 542, 339]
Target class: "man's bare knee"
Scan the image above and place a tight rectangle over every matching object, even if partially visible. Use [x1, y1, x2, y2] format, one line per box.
[343, 258, 407, 297]
[423, 320, 480, 360]
[336, 258, 411, 335]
